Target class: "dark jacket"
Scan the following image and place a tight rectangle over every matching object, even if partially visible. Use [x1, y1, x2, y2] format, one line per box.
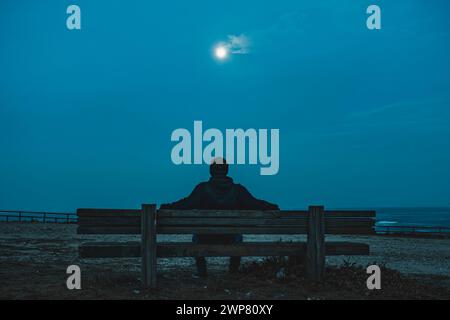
[160, 176, 279, 210]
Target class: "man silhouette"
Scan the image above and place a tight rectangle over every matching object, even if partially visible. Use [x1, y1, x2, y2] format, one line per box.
[160, 157, 279, 277]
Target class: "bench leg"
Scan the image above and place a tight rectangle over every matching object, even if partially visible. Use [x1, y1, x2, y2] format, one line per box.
[306, 205, 325, 281]
[141, 204, 157, 289]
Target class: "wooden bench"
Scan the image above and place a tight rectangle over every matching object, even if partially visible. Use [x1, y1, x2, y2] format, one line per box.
[77, 204, 375, 288]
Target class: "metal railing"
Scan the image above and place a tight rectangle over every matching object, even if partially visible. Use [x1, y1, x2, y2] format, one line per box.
[0, 210, 77, 224]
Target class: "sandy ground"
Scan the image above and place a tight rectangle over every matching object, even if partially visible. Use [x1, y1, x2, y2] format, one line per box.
[0, 222, 449, 299]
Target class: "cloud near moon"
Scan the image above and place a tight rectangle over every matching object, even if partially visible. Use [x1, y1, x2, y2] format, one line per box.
[218, 34, 250, 55]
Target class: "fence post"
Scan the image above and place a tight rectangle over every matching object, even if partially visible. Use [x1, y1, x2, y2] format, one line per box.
[306, 205, 325, 281]
[19, 211, 22, 222]
[141, 204, 157, 289]
[43, 213, 46, 223]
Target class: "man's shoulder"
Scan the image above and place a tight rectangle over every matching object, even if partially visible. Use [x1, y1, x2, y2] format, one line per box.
[233, 183, 248, 192]
[193, 181, 209, 191]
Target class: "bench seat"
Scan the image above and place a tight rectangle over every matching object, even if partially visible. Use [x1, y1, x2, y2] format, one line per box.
[79, 241, 369, 258]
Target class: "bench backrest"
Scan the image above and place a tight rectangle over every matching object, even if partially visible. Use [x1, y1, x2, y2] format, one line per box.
[77, 206, 375, 235]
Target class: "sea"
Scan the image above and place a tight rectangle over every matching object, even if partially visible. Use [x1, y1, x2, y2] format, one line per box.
[374, 207, 450, 228]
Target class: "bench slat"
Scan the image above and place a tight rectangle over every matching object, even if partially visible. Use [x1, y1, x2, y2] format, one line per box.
[159, 217, 374, 226]
[77, 209, 375, 219]
[77, 208, 140, 217]
[159, 226, 308, 234]
[77, 226, 308, 234]
[78, 217, 307, 226]
[78, 216, 374, 229]
[78, 226, 141, 234]
[78, 216, 141, 226]
[157, 210, 287, 218]
[78, 241, 369, 258]
[157, 210, 375, 218]
[325, 227, 375, 234]
[77, 225, 374, 235]
[325, 210, 375, 218]
[78, 217, 309, 227]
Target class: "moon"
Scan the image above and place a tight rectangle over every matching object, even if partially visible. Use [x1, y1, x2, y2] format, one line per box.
[214, 45, 228, 60]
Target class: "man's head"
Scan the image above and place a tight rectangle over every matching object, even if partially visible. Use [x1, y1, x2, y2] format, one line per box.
[210, 157, 228, 177]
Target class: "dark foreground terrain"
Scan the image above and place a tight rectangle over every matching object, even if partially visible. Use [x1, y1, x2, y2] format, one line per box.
[0, 223, 449, 299]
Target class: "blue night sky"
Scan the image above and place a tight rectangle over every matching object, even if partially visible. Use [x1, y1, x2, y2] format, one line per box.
[1, 0, 449, 211]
